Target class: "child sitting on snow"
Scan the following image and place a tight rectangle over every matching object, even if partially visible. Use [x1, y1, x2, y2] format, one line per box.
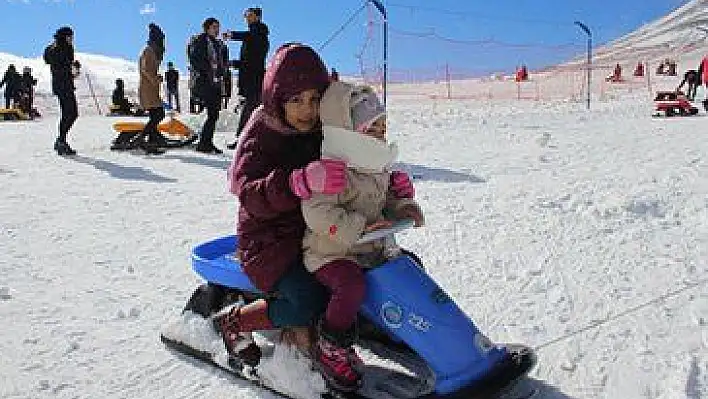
[290, 81, 424, 391]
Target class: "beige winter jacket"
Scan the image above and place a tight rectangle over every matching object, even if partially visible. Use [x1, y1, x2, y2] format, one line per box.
[301, 81, 422, 273]
[138, 45, 162, 109]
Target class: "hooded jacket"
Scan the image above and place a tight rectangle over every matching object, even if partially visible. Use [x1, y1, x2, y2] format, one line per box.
[301, 81, 420, 272]
[227, 44, 330, 291]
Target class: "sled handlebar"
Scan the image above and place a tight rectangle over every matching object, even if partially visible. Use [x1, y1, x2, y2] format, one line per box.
[356, 219, 415, 244]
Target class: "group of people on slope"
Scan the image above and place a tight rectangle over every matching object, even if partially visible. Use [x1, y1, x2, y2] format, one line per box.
[0, 64, 38, 116]
[43, 7, 269, 156]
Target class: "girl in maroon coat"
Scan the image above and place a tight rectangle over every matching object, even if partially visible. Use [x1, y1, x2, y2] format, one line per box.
[218, 43, 416, 390]
[217, 42, 348, 373]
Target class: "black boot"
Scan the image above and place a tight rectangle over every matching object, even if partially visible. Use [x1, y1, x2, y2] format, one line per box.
[54, 139, 76, 156]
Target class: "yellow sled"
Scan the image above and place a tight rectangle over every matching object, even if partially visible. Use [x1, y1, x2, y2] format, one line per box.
[0, 108, 30, 121]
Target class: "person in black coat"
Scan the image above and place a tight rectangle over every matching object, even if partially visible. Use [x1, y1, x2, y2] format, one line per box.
[223, 6, 269, 148]
[0, 64, 20, 109]
[677, 69, 700, 101]
[17, 67, 37, 116]
[44, 26, 79, 156]
[112, 78, 133, 115]
[189, 17, 226, 154]
[164, 61, 180, 113]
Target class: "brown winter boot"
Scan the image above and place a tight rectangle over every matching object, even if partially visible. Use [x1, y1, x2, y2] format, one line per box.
[213, 299, 274, 367]
[279, 326, 316, 354]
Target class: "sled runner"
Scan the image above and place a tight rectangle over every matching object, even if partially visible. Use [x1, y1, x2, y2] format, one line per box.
[161, 221, 538, 399]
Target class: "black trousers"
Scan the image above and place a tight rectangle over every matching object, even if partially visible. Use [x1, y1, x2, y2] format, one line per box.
[57, 91, 78, 142]
[236, 92, 261, 137]
[198, 87, 221, 148]
[144, 107, 165, 142]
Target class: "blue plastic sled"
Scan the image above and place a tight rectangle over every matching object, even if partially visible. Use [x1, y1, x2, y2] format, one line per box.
[191, 235, 536, 397]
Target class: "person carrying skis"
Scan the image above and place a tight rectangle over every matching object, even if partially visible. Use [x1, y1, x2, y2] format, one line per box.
[295, 81, 423, 391]
[189, 17, 226, 154]
[44, 26, 79, 156]
[137, 23, 167, 155]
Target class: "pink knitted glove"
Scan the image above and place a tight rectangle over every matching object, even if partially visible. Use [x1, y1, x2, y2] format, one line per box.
[390, 170, 415, 199]
[290, 159, 347, 200]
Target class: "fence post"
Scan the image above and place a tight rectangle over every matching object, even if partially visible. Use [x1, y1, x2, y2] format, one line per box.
[445, 63, 451, 99]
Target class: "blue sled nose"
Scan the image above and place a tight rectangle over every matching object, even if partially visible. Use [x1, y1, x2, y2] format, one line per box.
[360, 255, 519, 395]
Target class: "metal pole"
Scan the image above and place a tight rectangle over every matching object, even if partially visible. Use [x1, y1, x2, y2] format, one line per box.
[575, 21, 592, 110]
[369, 0, 387, 108]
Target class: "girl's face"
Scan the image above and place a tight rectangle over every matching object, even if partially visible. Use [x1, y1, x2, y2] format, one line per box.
[361, 117, 386, 141]
[283, 89, 321, 132]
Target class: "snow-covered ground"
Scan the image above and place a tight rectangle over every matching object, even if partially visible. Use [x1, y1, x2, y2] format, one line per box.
[1, 88, 707, 399]
[2, 0, 708, 397]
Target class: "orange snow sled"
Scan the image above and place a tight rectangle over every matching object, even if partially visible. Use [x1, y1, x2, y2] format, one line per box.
[110, 118, 197, 151]
[113, 119, 192, 137]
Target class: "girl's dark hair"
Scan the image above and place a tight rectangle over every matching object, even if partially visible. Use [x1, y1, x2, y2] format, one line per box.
[202, 17, 219, 32]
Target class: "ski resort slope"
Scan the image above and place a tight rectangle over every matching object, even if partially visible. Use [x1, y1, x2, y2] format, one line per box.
[0, 93, 706, 399]
[1, 1, 708, 398]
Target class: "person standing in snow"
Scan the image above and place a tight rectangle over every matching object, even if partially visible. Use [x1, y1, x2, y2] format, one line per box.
[164, 61, 180, 113]
[188, 17, 225, 154]
[677, 69, 700, 101]
[297, 81, 424, 391]
[44, 26, 79, 156]
[137, 23, 167, 155]
[223, 6, 270, 148]
[0, 64, 20, 109]
[17, 67, 37, 117]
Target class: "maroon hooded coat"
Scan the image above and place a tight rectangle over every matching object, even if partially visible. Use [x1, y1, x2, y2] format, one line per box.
[227, 44, 330, 291]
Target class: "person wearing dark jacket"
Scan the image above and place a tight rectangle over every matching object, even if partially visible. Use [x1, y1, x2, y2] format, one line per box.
[677, 69, 700, 101]
[17, 67, 37, 116]
[44, 26, 79, 156]
[0, 64, 20, 109]
[137, 23, 167, 155]
[112, 78, 133, 115]
[224, 7, 269, 149]
[189, 17, 225, 154]
[164, 61, 180, 113]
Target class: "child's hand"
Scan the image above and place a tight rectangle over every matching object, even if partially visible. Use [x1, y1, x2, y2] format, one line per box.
[390, 171, 414, 199]
[364, 219, 394, 232]
[395, 205, 425, 227]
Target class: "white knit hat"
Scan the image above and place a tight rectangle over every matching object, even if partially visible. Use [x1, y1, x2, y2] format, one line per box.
[350, 87, 385, 132]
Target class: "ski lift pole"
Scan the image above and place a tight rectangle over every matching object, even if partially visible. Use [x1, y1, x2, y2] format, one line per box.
[85, 73, 102, 116]
[574, 21, 592, 110]
[369, 0, 387, 109]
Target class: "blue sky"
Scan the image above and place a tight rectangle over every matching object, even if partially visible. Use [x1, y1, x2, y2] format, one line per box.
[0, 0, 688, 77]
